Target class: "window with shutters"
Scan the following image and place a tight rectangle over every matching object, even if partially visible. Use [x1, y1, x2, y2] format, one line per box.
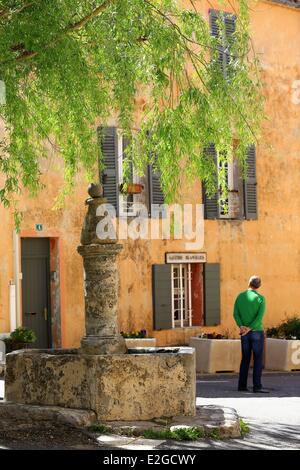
[100, 127, 164, 218]
[153, 263, 204, 330]
[209, 9, 236, 77]
[203, 144, 257, 220]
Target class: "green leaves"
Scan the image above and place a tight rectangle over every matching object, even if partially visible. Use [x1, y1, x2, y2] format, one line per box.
[0, 0, 264, 210]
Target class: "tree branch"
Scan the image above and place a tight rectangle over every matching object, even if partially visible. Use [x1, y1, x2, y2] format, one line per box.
[5, 0, 118, 64]
[0, 1, 37, 20]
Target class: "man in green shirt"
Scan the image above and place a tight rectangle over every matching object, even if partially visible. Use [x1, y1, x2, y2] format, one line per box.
[233, 275, 269, 393]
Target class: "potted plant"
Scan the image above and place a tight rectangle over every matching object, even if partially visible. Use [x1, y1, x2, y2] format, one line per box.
[265, 316, 300, 371]
[120, 329, 156, 348]
[119, 183, 144, 195]
[4, 327, 37, 353]
[189, 330, 241, 373]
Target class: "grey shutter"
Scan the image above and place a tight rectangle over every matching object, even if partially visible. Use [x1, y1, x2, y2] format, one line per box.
[148, 164, 165, 218]
[209, 10, 236, 75]
[152, 264, 172, 330]
[244, 145, 258, 220]
[203, 144, 219, 219]
[204, 263, 221, 326]
[99, 127, 119, 215]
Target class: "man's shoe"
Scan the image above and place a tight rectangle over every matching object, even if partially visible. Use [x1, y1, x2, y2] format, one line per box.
[253, 387, 270, 393]
[238, 387, 251, 392]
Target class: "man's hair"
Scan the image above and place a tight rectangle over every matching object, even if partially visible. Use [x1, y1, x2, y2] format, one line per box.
[249, 275, 261, 289]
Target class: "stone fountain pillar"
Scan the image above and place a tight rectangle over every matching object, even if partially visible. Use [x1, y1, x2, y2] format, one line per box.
[77, 183, 126, 355]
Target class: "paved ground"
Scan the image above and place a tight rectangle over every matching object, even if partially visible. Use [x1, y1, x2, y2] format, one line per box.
[1, 372, 300, 450]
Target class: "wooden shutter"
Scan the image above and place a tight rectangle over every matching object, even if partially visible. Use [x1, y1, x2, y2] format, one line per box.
[203, 144, 219, 219]
[204, 263, 221, 326]
[152, 264, 173, 330]
[209, 10, 236, 75]
[148, 164, 165, 218]
[244, 145, 258, 220]
[99, 127, 119, 215]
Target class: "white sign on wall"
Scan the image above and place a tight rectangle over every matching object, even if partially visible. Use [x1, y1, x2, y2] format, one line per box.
[165, 252, 207, 264]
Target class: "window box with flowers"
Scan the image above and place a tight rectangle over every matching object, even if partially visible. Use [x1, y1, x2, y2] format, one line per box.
[121, 329, 156, 349]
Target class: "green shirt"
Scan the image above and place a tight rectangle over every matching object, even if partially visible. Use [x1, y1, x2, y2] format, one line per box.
[233, 289, 266, 331]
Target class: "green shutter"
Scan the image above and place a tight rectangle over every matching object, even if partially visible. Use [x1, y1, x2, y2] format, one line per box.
[203, 144, 219, 219]
[244, 145, 258, 220]
[148, 164, 166, 218]
[152, 264, 172, 330]
[209, 9, 236, 76]
[99, 126, 119, 215]
[204, 263, 221, 326]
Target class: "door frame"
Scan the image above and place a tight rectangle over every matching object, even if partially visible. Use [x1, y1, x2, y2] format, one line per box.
[21, 238, 52, 348]
[18, 232, 63, 348]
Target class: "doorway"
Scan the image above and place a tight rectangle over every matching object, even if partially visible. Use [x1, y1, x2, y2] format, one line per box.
[21, 238, 52, 348]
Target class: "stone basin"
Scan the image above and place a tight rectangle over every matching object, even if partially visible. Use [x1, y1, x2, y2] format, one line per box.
[5, 347, 195, 422]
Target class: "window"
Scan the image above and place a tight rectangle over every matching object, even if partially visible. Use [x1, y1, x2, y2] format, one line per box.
[100, 127, 165, 217]
[203, 144, 257, 220]
[171, 264, 193, 328]
[152, 262, 211, 330]
[209, 9, 236, 77]
[117, 131, 139, 217]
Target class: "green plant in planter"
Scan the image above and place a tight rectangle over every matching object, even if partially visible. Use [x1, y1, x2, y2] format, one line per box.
[4, 327, 37, 352]
[121, 329, 147, 339]
[267, 316, 300, 340]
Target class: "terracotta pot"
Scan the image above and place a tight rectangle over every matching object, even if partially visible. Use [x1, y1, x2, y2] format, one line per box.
[119, 183, 144, 194]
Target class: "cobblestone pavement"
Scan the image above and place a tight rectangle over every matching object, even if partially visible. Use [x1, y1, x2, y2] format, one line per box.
[1, 372, 300, 450]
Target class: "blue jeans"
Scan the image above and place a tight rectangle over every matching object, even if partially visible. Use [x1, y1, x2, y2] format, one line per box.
[238, 330, 264, 390]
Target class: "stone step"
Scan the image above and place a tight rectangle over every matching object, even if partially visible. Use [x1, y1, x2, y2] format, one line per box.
[0, 402, 97, 430]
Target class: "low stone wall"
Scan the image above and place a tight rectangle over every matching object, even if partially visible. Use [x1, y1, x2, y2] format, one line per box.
[5, 348, 195, 421]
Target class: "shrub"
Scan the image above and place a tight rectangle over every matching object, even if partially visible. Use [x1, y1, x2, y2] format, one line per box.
[121, 329, 147, 339]
[9, 326, 37, 344]
[266, 316, 300, 340]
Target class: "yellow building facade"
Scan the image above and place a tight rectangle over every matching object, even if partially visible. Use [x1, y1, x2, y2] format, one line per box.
[0, 0, 300, 348]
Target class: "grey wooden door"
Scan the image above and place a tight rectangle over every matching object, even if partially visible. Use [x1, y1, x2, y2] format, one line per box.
[21, 238, 51, 349]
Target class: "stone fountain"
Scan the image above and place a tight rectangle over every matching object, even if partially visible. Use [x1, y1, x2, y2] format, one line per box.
[3, 185, 196, 422]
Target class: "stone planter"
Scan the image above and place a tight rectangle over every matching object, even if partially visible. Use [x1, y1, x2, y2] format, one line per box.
[265, 338, 300, 371]
[189, 337, 241, 374]
[125, 337, 156, 349]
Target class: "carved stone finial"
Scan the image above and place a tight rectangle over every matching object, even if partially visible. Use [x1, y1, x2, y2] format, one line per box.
[88, 183, 103, 199]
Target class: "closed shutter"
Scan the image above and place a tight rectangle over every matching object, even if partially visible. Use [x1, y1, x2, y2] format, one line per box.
[244, 145, 257, 220]
[99, 127, 119, 215]
[203, 144, 219, 219]
[204, 263, 221, 326]
[209, 10, 236, 75]
[148, 164, 165, 218]
[152, 264, 173, 330]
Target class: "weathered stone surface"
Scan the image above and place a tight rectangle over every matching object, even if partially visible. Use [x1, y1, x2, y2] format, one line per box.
[0, 402, 97, 430]
[5, 348, 196, 421]
[93, 405, 241, 439]
[77, 243, 126, 355]
[125, 338, 156, 349]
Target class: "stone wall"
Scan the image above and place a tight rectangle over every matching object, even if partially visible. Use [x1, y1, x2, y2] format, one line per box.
[5, 348, 196, 421]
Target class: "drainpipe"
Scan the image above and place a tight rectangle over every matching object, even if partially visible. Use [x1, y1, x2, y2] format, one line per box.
[12, 230, 21, 329]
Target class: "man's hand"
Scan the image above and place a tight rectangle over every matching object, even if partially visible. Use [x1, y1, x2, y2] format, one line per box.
[240, 326, 252, 336]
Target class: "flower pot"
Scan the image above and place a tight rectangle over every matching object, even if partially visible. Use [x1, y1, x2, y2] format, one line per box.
[119, 183, 144, 195]
[265, 338, 300, 371]
[189, 337, 241, 373]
